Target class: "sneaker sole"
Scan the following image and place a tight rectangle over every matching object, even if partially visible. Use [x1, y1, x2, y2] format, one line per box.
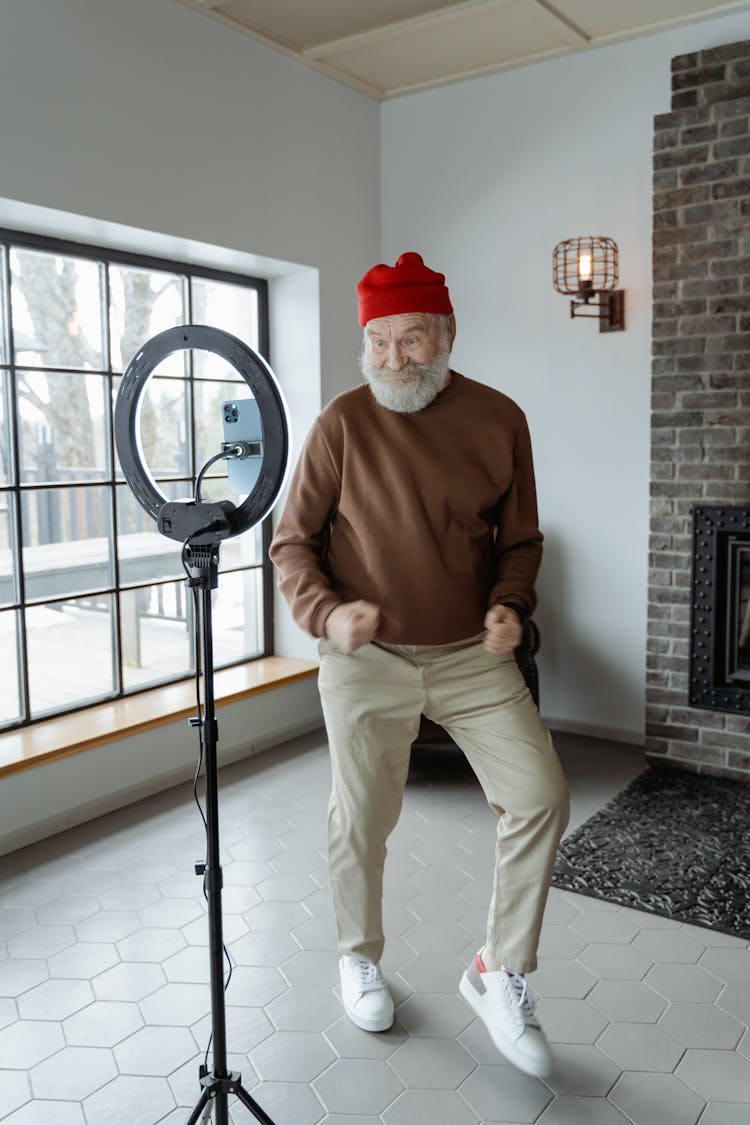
[343, 1004, 394, 1033]
[459, 970, 551, 1078]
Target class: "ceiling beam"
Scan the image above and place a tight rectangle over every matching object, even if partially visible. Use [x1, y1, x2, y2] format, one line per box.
[530, 1, 590, 49]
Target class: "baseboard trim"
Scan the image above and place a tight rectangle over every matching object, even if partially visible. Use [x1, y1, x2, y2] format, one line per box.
[544, 715, 645, 748]
[0, 717, 325, 856]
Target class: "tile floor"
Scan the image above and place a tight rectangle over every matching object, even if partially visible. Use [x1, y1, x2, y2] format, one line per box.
[0, 729, 749, 1124]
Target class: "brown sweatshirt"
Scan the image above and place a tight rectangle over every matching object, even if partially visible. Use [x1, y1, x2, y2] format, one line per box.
[269, 371, 543, 645]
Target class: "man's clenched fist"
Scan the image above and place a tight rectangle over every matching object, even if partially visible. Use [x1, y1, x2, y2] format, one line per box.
[325, 600, 381, 654]
[483, 604, 522, 654]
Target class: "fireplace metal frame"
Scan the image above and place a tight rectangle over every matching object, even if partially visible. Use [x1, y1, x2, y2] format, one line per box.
[690, 505, 750, 713]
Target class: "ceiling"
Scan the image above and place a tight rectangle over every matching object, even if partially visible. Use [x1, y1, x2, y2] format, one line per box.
[175, 0, 750, 99]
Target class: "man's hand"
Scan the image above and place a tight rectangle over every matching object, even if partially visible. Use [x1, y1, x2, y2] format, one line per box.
[325, 600, 381, 654]
[483, 604, 522, 654]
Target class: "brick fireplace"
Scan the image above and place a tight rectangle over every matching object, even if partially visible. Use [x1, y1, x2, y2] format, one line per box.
[647, 39, 750, 780]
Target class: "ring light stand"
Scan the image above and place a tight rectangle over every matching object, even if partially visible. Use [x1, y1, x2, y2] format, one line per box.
[115, 326, 289, 1125]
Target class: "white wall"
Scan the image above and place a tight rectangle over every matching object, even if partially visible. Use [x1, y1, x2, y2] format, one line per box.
[0, 0, 378, 406]
[0, 0, 383, 845]
[0, 0, 380, 663]
[381, 10, 750, 745]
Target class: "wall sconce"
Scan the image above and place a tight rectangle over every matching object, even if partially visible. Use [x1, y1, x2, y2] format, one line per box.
[552, 236, 625, 332]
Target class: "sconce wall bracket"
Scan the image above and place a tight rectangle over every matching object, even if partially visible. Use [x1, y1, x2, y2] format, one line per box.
[569, 289, 625, 332]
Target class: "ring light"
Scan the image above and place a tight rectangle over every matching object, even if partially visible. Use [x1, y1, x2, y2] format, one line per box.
[115, 325, 289, 543]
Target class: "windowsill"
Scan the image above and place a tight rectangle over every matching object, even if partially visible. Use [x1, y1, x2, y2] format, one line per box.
[0, 657, 318, 779]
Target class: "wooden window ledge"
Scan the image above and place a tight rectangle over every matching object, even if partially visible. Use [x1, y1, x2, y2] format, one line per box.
[0, 657, 318, 779]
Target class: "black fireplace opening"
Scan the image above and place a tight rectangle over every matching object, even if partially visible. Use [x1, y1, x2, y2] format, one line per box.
[691, 506, 750, 713]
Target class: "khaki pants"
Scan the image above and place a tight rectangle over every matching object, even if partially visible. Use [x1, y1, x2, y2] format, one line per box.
[318, 633, 570, 975]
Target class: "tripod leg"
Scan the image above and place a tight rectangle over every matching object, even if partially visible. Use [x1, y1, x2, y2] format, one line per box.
[184, 1086, 211, 1125]
[233, 1084, 278, 1125]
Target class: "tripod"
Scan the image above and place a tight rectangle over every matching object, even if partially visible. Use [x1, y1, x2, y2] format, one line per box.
[183, 543, 277, 1125]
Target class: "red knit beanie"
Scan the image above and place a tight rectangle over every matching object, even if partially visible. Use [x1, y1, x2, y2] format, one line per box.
[356, 251, 453, 326]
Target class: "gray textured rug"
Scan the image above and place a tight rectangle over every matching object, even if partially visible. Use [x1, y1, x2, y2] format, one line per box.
[552, 767, 750, 940]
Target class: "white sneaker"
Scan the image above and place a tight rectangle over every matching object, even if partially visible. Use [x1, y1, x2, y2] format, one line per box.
[459, 952, 552, 1077]
[339, 955, 394, 1032]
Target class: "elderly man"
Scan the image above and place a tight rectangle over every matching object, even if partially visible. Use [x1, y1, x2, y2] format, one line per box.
[269, 252, 569, 1077]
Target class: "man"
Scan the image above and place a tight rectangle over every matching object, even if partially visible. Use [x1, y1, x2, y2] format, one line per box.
[269, 252, 569, 1078]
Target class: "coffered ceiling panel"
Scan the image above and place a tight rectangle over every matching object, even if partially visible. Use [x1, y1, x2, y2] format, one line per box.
[178, 0, 750, 98]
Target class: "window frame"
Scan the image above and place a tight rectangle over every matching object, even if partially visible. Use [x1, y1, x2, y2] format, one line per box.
[0, 226, 274, 731]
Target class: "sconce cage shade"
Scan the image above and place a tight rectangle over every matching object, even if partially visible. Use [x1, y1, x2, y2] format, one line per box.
[552, 236, 619, 295]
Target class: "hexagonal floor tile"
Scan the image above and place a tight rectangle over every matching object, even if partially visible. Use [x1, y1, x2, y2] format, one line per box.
[697, 1104, 750, 1124]
[280, 951, 341, 990]
[383, 1088, 478, 1125]
[407, 892, 472, 925]
[389, 1037, 477, 1090]
[459, 1062, 552, 1122]
[48, 942, 120, 979]
[537, 1094, 632, 1123]
[36, 896, 100, 925]
[230, 930, 300, 967]
[532, 959, 597, 999]
[577, 942, 653, 981]
[0, 1020, 64, 1068]
[192, 1005, 274, 1055]
[537, 925, 588, 960]
[609, 1072, 705, 1125]
[83, 1074, 175, 1123]
[397, 993, 474, 1039]
[535, 998, 607, 1046]
[398, 954, 466, 994]
[324, 1015, 407, 1060]
[251, 1030, 336, 1083]
[570, 911, 640, 945]
[75, 911, 142, 942]
[701, 947, 750, 985]
[227, 965, 287, 1007]
[545, 1043, 622, 1097]
[8, 924, 76, 959]
[0, 1070, 32, 1120]
[404, 922, 472, 956]
[116, 929, 186, 963]
[659, 1001, 744, 1050]
[2, 1100, 85, 1124]
[30, 1045, 118, 1100]
[675, 1049, 750, 1102]
[646, 963, 723, 1003]
[291, 916, 338, 951]
[93, 962, 166, 1002]
[598, 1021, 685, 1072]
[114, 1025, 197, 1076]
[139, 983, 211, 1026]
[0, 958, 49, 996]
[17, 978, 93, 1020]
[244, 1081, 324, 1125]
[0, 908, 37, 939]
[63, 1000, 143, 1048]
[587, 980, 667, 1023]
[633, 929, 706, 964]
[266, 987, 342, 1032]
[313, 1058, 404, 1115]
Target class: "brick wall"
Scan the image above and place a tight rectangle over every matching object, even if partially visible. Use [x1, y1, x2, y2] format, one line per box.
[647, 39, 750, 780]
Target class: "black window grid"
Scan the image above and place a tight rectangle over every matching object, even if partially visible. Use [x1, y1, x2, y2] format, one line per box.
[0, 228, 274, 731]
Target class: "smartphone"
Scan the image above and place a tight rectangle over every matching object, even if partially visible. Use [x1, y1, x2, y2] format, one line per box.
[222, 398, 264, 495]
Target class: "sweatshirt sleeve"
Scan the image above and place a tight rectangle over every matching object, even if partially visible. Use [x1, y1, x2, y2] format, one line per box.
[268, 418, 346, 638]
[487, 414, 544, 618]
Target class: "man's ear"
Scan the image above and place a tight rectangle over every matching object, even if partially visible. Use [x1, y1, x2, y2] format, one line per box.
[447, 314, 457, 350]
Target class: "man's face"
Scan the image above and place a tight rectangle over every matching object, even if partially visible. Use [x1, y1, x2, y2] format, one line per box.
[364, 313, 444, 372]
[360, 313, 452, 414]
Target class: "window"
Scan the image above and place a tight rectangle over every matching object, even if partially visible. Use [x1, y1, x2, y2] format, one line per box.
[0, 230, 272, 729]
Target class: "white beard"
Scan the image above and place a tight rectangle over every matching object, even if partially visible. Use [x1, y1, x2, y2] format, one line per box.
[360, 348, 452, 414]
